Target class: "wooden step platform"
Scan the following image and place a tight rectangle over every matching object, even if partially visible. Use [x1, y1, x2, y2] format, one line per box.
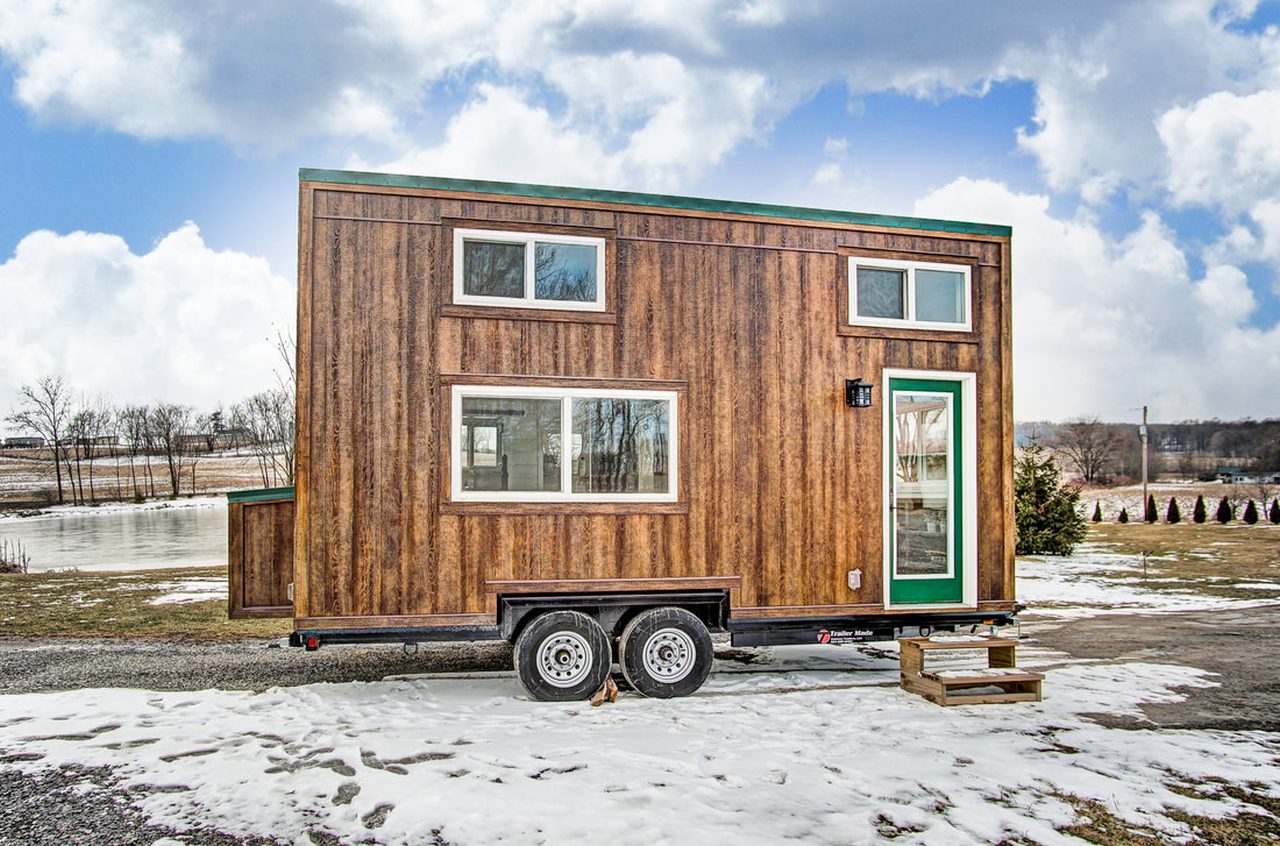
[899, 635, 1044, 706]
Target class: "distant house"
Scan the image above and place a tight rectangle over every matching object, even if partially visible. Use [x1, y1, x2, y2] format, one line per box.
[176, 433, 211, 452]
[4, 436, 46, 449]
[1217, 465, 1280, 484]
[214, 427, 254, 450]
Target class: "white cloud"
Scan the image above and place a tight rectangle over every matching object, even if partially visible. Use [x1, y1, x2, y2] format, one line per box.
[378, 85, 623, 187]
[915, 178, 1280, 420]
[1159, 89, 1280, 213]
[0, 224, 293, 414]
[1010, 3, 1277, 200]
[5, 0, 1277, 201]
[811, 162, 842, 186]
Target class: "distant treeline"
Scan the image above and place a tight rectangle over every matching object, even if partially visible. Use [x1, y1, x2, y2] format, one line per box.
[1016, 417, 1280, 486]
[4, 333, 295, 506]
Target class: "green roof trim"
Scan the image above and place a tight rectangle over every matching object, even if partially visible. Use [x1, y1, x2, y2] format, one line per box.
[300, 168, 1011, 238]
[227, 486, 294, 503]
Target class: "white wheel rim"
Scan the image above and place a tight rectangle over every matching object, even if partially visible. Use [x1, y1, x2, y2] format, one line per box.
[537, 631, 594, 688]
[642, 627, 696, 683]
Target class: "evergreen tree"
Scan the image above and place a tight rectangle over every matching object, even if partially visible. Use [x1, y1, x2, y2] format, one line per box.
[1145, 494, 1158, 523]
[1215, 496, 1232, 524]
[1192, 494, 1207, 524]
[1243, 500, 1259, 524]
[1270, 498, 1280, 525]
[1015, 442, 1086, 555]
[1118, 507, 1129, 524]
[1092, 502, 1102, 523]
[1166, 497, 1180, 524]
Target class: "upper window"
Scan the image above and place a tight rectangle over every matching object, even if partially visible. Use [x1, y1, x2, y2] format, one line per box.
[453, 228, 607, 312]
[848, 257, 971, 331]
[451, 385, 677, 503]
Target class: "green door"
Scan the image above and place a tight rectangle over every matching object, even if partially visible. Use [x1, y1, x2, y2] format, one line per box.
[888, 378, 964, 605]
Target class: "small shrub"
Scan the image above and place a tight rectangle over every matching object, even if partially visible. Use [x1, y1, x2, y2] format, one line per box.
[0, 539, 30, 574]
[1091, 502, 1102, 523]
[1118, 507, 1129, 524]
[1192, 494, 1206, 524]
[1144, 494, 1158, 524]
[1215, 496, 1233, 524]
[1165, 497, 1180, 524]
[1271, 498, 1280, 525]
[1014, 443, 1086, 555]
[1243, 500, 1259, 524]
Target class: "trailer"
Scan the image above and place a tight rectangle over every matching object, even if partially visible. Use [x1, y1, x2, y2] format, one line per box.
[228, 168, 1016, 701]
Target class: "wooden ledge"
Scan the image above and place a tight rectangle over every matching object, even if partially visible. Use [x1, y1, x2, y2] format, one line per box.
[485, 576, 741, 595]
[899, 636, 1020, 651]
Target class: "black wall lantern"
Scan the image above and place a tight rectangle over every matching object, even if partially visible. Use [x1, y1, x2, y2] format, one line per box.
[845, 378, 874, 408]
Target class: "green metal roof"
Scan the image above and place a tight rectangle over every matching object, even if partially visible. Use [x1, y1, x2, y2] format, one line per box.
[227, 486, 294, 503]
[300, 168, 1011, 238]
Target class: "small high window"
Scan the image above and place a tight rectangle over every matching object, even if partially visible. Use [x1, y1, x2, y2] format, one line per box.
[453, 228, 606, 311]
[848, 257, 971, 331]
[451, 385, 677, 503]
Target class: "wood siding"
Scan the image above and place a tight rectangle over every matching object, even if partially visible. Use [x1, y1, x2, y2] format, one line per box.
[295, 184, 1014, 625]
[228, 498, 295, 619]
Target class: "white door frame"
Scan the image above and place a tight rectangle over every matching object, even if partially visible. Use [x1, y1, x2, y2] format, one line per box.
[881, 368, 978, 610]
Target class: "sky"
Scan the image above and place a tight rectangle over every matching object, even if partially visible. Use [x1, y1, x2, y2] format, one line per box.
[1, 0, 1279, 424]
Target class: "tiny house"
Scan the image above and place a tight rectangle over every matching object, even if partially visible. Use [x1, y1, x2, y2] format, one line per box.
[229, 168, 1016, 700]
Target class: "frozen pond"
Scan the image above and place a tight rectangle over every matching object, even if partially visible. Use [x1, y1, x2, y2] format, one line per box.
[0, 499, 227, 572]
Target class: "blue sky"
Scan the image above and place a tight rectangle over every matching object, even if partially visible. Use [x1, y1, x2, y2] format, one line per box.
[1, 0, 1278, 422]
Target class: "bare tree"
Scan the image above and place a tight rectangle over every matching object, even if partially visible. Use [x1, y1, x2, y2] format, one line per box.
[150, 402, 194, 497]
[117, 405, 150, 500]
[1055, 417, 1122, 484]
[200, 406, 224, 453]
[67, 404, 89, 505]
[8, 376, 73, 504]
[231, 388, 294, 488]
[273, 327, 296, 485]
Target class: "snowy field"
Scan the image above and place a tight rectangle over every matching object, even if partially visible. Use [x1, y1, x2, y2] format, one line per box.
[2, 548, 1279, 843]
[1, 649, 1276, 845]
[1019, 542, 1280, 619]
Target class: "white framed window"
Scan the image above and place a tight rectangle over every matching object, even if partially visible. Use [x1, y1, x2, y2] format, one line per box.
[848, 257, 971, 331]
[453, 228, 607, 312]
[450, 385, 678, 503]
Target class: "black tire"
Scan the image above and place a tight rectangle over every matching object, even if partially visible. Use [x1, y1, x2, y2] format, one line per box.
[618, 607, 713, 698]
[513, 610, 611, 702]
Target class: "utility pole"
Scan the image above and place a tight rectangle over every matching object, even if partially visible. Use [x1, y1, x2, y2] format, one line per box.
[1139, 405, 1149, 516]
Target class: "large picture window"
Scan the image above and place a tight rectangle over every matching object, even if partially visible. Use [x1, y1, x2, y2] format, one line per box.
[451, 385, 677, 502]
[453, 228, 607, 312]
[848, 257, 971, 331]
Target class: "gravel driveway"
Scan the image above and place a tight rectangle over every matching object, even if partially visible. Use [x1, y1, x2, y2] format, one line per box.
[0, 637, 514, 695]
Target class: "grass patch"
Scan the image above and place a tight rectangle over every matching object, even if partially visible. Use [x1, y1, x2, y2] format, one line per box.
[1056, 781, 1280, 845]
[1083, 523, 1280, 598]
[0, 566, 288, 640]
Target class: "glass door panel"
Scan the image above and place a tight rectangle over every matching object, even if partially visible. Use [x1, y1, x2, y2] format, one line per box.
[888, 378, 964, 605]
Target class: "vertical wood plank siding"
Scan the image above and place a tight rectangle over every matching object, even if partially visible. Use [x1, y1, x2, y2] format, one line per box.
[296, 186, 1013, 622]
[228, 498, 295, 619]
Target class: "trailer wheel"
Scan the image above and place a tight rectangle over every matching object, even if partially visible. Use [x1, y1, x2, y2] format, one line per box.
[513, 610, 611, 702]
[619, 607, 713, 698]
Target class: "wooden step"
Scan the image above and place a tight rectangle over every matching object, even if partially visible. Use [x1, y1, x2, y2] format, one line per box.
[898, 634, 1044, 706]
[922, 668, 1045, 686]
[899, 636, 1020, 651]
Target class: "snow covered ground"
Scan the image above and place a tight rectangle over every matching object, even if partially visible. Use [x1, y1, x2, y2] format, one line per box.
[1019, 542, 1280, 619]
[145, 577, 226, 605]
[0, 648, 1275, 845]
[2, 548, 1278, 843]
[0, 494, 226, 521]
